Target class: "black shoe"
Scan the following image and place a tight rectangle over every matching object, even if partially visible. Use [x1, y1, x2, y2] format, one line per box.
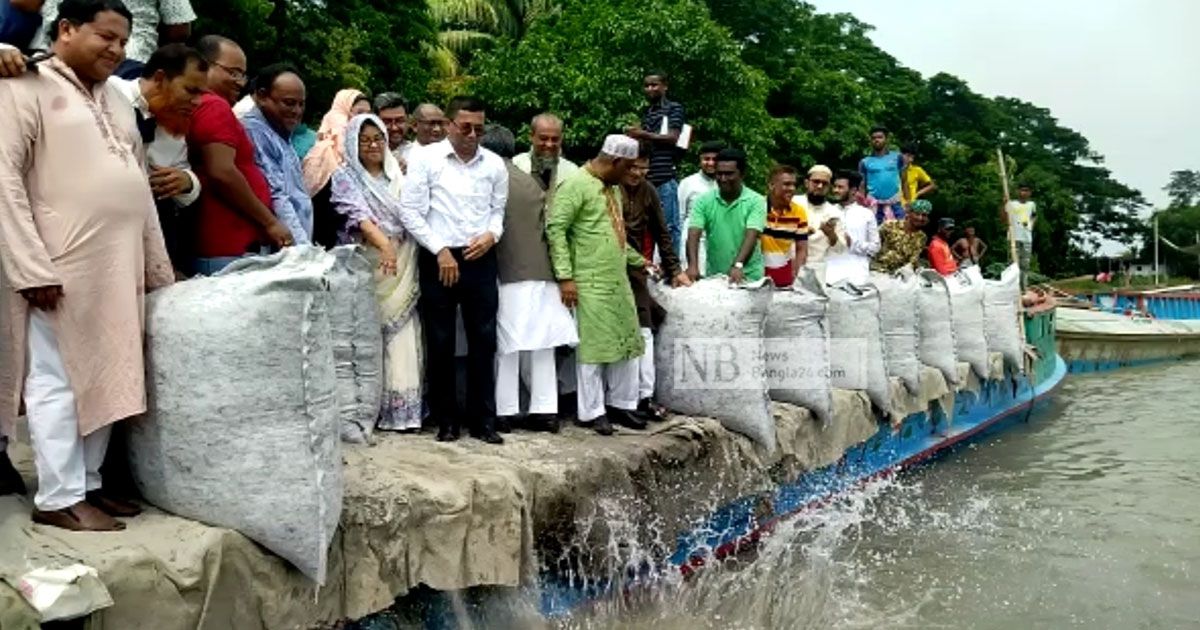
[471, 430, 505, 445]
[526, 413, 558, 434]
[607, 407, 647, 431]
[495, 416, 515, 433]
[436, 427, 459, 442]
[558, 393, 578, 421]
[638, 398, 667, 423]
[591, 415, 615, 436]
[0, 450, 26, 496]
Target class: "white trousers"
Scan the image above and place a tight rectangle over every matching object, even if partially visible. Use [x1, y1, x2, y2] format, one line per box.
[495, 348, 558, 417]
[638, 328, 655, 401]
[576, 359, 639, 422]
[25, 310, 111, 511]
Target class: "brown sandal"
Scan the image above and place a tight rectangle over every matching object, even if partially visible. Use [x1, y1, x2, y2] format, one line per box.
[86, 491, 143, 517]
[33, 502, 126, 532]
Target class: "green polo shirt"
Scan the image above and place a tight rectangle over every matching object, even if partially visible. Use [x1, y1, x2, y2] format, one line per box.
[689, 186, 767, 281]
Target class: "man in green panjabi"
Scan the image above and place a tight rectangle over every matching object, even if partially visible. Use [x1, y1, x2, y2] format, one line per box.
[547, 135, 649, 436]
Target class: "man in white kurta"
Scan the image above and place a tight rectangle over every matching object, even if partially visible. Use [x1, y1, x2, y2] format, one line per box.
[0, 3, 174, 531]
[826, 169, 880, 285]
[794, 165, 849, 285]
[483, 126, 578, 433]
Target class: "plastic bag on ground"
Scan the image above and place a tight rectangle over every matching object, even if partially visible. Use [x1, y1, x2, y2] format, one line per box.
[764, 275, 833, 424]
[820, 281, 891, 414]
[130, 246, 342, 584]
[946, 266, 989, 379]
[914, 271, 960, 385]
[651, 277, 776, 450]
[871, 270, 921, 393]
[326, 246, 384, 443]
[983, 263, 1025, 371]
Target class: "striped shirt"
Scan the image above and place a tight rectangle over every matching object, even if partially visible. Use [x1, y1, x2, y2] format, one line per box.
[642, 98, 686, 185]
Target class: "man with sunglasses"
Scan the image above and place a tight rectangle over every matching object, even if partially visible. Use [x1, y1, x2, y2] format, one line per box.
[401, 102, 447, 160]
[241, 62, 312, 247]
[399, 96, 509, 444]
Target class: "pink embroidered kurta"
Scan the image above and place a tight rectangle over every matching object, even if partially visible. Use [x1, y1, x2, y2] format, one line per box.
[0, 59, 174, 438]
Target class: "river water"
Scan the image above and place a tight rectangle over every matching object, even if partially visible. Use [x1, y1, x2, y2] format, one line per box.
[566, 361, 1200, 630]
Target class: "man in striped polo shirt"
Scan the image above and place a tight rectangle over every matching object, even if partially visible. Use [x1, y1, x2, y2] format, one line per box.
[626, 69, 686, 257]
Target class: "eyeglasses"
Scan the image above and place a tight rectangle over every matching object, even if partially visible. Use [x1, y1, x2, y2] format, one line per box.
[359, 136, 386, 147]
[208, 60, 246, 81]
[416, 118, 446, 128]
[453, 121, 486, 137]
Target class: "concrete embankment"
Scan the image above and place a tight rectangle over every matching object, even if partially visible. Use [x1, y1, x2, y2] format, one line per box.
[0, 362, 994, 629]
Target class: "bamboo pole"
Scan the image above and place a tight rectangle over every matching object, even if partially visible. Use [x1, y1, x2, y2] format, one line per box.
[996, 148, 1028, 370]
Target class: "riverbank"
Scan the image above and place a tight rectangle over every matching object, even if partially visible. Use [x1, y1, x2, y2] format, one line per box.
[0, 358, 1008, 628]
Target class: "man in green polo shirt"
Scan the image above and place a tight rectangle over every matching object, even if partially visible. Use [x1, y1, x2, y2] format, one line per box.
[685, 148, 766, 284]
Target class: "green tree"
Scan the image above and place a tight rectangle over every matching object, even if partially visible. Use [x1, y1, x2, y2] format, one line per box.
[191, 0, 436, 121]
[1165, 170, 1200, 209]
[470, 0, 774, 178]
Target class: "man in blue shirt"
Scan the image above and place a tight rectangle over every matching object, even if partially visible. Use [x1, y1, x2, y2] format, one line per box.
[242, 63, 313, 245]
[859, 125, 908, 223]
[0, 0, 42, 50]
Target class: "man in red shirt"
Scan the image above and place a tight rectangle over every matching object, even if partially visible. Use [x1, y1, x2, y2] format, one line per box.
[929, 217, 958, 276]
[187, 35, 291, 275]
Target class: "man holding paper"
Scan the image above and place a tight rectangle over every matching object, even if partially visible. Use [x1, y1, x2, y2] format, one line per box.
[626, 70, 687, 256]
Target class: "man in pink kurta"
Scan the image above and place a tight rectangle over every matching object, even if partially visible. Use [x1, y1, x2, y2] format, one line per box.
[0, 0, 173, 531]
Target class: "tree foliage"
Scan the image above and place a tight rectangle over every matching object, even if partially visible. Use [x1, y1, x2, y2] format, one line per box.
[191, 0, 436, 120]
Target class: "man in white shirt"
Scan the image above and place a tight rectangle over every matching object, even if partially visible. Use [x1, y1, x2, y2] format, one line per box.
[399, 96, 509, 444]
[400, 102, 447, 161]
[826, 170, 880, 285]
[1002, 183, 1037, 287]
[793, 165, 848, 284]
[111, 43, 207, 272]
[512, 112, 579, 198]
[676, 140, 724, 265]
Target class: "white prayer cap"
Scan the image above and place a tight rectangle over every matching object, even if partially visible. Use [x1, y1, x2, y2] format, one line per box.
[808, 164, 833, 178]
[601, 134, 639, 159]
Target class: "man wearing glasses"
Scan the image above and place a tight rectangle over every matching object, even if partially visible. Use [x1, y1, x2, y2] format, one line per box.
[187, 35, 292, 275]
[399, 96, 509, 444]
[241, 62, 313, 247]
[400, 102, 447, 162]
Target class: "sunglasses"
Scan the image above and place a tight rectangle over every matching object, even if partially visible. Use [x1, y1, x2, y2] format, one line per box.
[453, 121, 486, 137]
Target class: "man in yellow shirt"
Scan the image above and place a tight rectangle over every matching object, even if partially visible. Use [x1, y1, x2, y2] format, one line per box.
[761, 165, 810, 287]
[901, 144, 937, 207]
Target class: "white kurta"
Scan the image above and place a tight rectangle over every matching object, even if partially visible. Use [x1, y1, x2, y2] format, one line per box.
[825, 202, 880, 286]
[496, 280, 579, 355]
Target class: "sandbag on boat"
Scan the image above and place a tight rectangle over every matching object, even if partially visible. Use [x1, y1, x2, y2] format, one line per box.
[651, 277, 775, 449]
[764, 275, 833, 424]
[915, 271, 959, 385]
[130, 246, 342, 584]
[326, 246, 384, 443]
[983, 263, 1024, 371]
[872, 270, 921, 393]
[946, 266, 989, 379]
[822, 281, 891, 414]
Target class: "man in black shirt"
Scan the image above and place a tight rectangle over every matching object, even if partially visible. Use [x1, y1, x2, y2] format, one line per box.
[626, 69, 686, 257]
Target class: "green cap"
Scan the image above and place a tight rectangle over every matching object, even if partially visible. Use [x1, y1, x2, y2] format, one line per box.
[909, 199, 932, 215]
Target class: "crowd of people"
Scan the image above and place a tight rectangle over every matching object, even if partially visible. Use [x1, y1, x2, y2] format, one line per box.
[0, 0, 1038, 532]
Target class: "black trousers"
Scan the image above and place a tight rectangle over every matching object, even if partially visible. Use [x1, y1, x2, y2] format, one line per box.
[418, 247, 498, 431]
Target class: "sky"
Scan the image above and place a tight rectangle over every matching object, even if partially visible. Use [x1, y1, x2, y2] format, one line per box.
[808, 0, 1199, 211]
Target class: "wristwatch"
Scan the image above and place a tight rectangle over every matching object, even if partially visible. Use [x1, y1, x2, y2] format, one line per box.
[734, 262, 744, 269]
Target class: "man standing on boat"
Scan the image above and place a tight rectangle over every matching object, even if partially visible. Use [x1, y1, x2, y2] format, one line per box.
[929, 217, 958, 276]
[547, 135, 648, 436]
[484, 124, 578, 434]
[626, 70, 686, 256]
[685, 148, 767, 284]
[952, 222, 987, 268]
[795, 165, 847, 285]
[859, 126, 907, 224]
[1002, 183, 1036, 287]
[826, 170, 880, 285]
[676, 140, 724, 266]
[873, 199, 931, 273]
[761, 165, 809, 288]
[513, 112, 579, 200]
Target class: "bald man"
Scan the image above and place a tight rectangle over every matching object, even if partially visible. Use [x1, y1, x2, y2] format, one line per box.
[400, 103, 447, 161]
[513, 113, 579, 203]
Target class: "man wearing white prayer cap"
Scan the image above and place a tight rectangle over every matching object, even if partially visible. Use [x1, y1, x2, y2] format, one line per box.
[546, 134, 651, 436]
[794, 164, 849, 284]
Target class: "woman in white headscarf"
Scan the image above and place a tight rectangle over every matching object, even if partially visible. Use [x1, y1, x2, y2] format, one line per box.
[330, 113, 422, 431]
